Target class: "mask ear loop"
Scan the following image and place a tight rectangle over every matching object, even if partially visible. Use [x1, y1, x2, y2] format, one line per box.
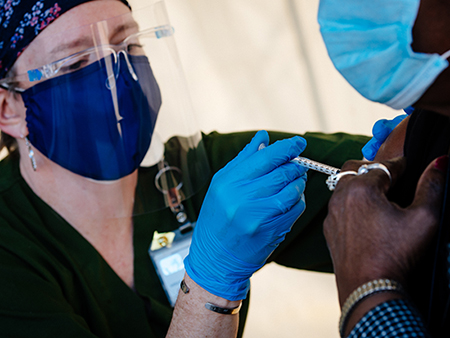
[105, 50, 119, 90]
[442, 50, 450, 61]
[105, 49, 139, 90]
[118, 50, 138, 81]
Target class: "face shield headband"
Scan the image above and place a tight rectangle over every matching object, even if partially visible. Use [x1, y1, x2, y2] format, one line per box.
[22, 53, 161, 181]
[0, 0, 130, 80]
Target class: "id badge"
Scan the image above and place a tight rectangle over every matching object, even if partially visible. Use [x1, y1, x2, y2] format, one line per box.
[149, 223, 194, 307]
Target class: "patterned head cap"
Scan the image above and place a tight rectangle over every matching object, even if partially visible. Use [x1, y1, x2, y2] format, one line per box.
[0, 0, 130, 79]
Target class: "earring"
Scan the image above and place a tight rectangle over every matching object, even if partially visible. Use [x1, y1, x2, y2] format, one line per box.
[24, 136, 37, 171]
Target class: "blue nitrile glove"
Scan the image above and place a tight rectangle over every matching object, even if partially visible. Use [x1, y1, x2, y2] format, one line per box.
[362, 113, 409, 160]
[184, 130, 308, 301]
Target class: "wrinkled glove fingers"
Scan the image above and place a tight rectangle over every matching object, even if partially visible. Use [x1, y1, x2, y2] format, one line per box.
[242, 136, 307, 179]
[362, 138, 382, 161]
[264, 193, 306, 243]
[372, 114, 407, 140]
[252, 162, 308, 197]
[263, 175, 306, 217]
[224, 130, 270, 170]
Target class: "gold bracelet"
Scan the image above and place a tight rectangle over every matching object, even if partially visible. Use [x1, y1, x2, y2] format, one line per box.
[339, 279, 403, 337]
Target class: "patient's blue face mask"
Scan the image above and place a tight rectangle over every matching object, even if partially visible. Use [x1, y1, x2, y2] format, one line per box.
[318, 0, 450, 110]
[22, 53, 161, 181]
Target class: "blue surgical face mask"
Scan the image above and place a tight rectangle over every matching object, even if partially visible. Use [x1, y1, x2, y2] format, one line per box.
[22, 54, 161, 180]
[318, 0, 450, 110]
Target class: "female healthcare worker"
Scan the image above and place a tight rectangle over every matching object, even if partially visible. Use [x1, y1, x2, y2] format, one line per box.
[0, 0, 370, 337]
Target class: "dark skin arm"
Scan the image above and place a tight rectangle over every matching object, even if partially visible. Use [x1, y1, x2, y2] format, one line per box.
[327, 115, 411, 335]
[324, 155, 447, 336]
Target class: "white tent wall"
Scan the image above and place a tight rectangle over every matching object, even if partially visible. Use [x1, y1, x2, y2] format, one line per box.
[164, 0, 399, 136]
[161, 0, 400, 337]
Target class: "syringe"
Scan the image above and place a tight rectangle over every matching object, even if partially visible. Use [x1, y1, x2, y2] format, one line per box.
[291, 156, 340, 176]
[257, 143, 340, 176]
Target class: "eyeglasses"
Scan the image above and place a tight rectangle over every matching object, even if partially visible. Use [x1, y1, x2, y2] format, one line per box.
[0, 25, 173, 93]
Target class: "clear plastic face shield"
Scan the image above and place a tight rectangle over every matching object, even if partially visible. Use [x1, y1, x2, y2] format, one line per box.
[2, 0, 210, 222]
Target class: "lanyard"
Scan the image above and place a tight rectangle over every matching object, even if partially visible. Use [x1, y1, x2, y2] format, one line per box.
[155, 160, 193, 232]
[150, 160, 195, 306]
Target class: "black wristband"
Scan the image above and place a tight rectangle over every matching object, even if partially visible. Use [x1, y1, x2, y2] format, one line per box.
[205, 302, 242, 315]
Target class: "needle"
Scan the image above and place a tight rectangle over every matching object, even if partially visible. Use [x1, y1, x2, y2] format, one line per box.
[257, 142, 340, 175]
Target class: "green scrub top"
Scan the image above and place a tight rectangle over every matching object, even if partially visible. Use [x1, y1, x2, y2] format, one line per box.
[0, 130, 368, 337]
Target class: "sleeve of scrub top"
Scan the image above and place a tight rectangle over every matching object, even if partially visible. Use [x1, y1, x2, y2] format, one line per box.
[202, 130, 370, 273]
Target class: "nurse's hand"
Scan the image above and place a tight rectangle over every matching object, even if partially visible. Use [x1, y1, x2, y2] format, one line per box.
[184, 130, 308, 300]
[362, 114, 408, 161]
